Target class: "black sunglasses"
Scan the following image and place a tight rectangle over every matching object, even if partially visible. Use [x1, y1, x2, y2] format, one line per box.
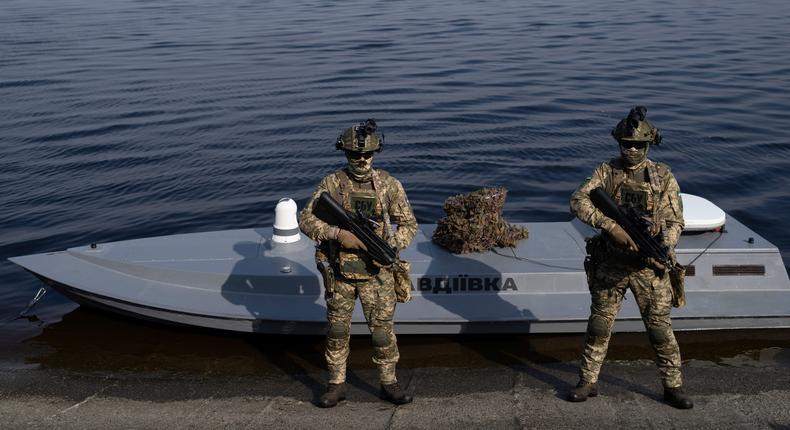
[347, 151, 374, 160]
[620, 140, 648, 150]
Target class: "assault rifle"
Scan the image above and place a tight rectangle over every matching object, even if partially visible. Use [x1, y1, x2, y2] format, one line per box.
[589, 187, 677, 273]
[313, 192, 398, 267]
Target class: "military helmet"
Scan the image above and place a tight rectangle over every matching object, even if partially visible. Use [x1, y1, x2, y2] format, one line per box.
[335, 118, 384, 153]
[611, 106, 662, 145]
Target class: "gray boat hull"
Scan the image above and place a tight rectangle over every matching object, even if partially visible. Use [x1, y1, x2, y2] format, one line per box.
[10, 217, 790, 334]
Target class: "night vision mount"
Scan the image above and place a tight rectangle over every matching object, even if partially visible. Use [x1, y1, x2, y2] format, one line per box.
[335, 118, 384, 152]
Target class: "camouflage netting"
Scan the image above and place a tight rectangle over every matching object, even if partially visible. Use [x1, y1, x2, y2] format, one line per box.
[432, 187, 529, 254]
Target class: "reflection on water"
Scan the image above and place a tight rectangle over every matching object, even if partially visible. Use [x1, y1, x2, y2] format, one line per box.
[2, 0, 790, 373]
[2, 307, 788, 375]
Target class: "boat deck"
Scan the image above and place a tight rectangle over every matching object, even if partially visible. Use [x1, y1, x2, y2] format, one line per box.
[9, 216, 790, 334]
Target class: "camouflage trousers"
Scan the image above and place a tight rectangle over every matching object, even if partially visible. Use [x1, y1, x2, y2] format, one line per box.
[325, 269, 399, 385]
[580, 264, 683, 388]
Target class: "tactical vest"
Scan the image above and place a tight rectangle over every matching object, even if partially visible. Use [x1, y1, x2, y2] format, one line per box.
[325, 168, 392, 280]
[603, 158, 670, 247]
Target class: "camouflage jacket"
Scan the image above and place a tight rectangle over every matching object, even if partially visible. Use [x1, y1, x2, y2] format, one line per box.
[299, 168, 418, 279]
[570, 157, 684, 249]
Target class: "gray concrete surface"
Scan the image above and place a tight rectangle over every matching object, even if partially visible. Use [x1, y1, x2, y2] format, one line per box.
[2, 351, 790, 429]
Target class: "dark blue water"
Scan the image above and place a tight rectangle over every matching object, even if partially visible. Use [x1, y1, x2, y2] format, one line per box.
[2, 0, 790, 352]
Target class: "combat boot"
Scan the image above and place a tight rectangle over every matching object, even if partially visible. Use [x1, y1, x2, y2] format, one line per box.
[664, 387, 694, 409]
[380, 382, 413, 405]
[318, 383, 346, 408]
[567, 381, 598, 402]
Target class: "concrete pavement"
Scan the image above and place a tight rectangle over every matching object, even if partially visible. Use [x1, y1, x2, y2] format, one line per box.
[2, 349, 790, 429]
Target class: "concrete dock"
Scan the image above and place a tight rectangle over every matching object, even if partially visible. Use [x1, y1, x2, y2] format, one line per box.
[2, 348, 790, 429]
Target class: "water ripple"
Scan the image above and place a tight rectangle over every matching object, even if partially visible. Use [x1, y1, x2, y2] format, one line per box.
[1, 0, 790, 315]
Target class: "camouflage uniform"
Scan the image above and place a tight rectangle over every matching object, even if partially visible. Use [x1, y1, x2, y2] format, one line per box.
[571, 156, 685, 388]
[299, 167, 417, 384]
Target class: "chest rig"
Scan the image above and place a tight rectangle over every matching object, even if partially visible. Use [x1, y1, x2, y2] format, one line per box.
[328, 169, 391, 280]
[605, 159, 667, 238]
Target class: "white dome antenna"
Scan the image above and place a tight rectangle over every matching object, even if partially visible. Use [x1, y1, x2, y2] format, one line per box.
[272, 198, 301, 243]
[681, 193, 726, 232]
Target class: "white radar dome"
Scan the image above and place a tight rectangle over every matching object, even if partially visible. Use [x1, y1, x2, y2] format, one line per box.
[272, 198, 301, 243]
[681, 193, 726, 231]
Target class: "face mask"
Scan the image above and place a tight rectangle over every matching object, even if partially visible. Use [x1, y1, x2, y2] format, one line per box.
[619, 141, 649, 168]
[346, 152, 373, 178]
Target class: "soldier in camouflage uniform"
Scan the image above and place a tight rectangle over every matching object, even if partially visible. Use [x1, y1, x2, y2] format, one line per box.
[567, 106, 693, 409]
[299, 119, 418, 408]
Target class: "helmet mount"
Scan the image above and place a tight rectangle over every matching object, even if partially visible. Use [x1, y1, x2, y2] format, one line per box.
[335, 118, 384, 153]
[611, 105, 661, 145]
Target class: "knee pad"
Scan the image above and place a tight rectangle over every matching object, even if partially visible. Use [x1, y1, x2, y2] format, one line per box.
[588, 315, 609, 338]
[328, 322, 349, 340]
[371, 327, 391, 348]
[648, 327, 668, 345]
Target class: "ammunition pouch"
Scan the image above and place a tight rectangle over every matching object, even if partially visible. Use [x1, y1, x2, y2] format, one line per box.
[669, 262, 686, 308]
[392, 260, 412, 303]
[337, 250, 377, 280]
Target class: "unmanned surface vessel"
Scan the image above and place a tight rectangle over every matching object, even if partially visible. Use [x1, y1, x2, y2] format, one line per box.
[9, 194, 790, 334]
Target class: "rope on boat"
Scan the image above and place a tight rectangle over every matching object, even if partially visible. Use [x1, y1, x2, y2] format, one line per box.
[686, 230, 725, 266]
[491, 248, 583, 271]
[0, 287, 47, 327]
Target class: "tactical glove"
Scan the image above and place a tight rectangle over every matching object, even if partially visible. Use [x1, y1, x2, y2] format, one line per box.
[337, 229, 367, 251]
[608, 224, 638, 252]
[645, 257, 666, 271]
